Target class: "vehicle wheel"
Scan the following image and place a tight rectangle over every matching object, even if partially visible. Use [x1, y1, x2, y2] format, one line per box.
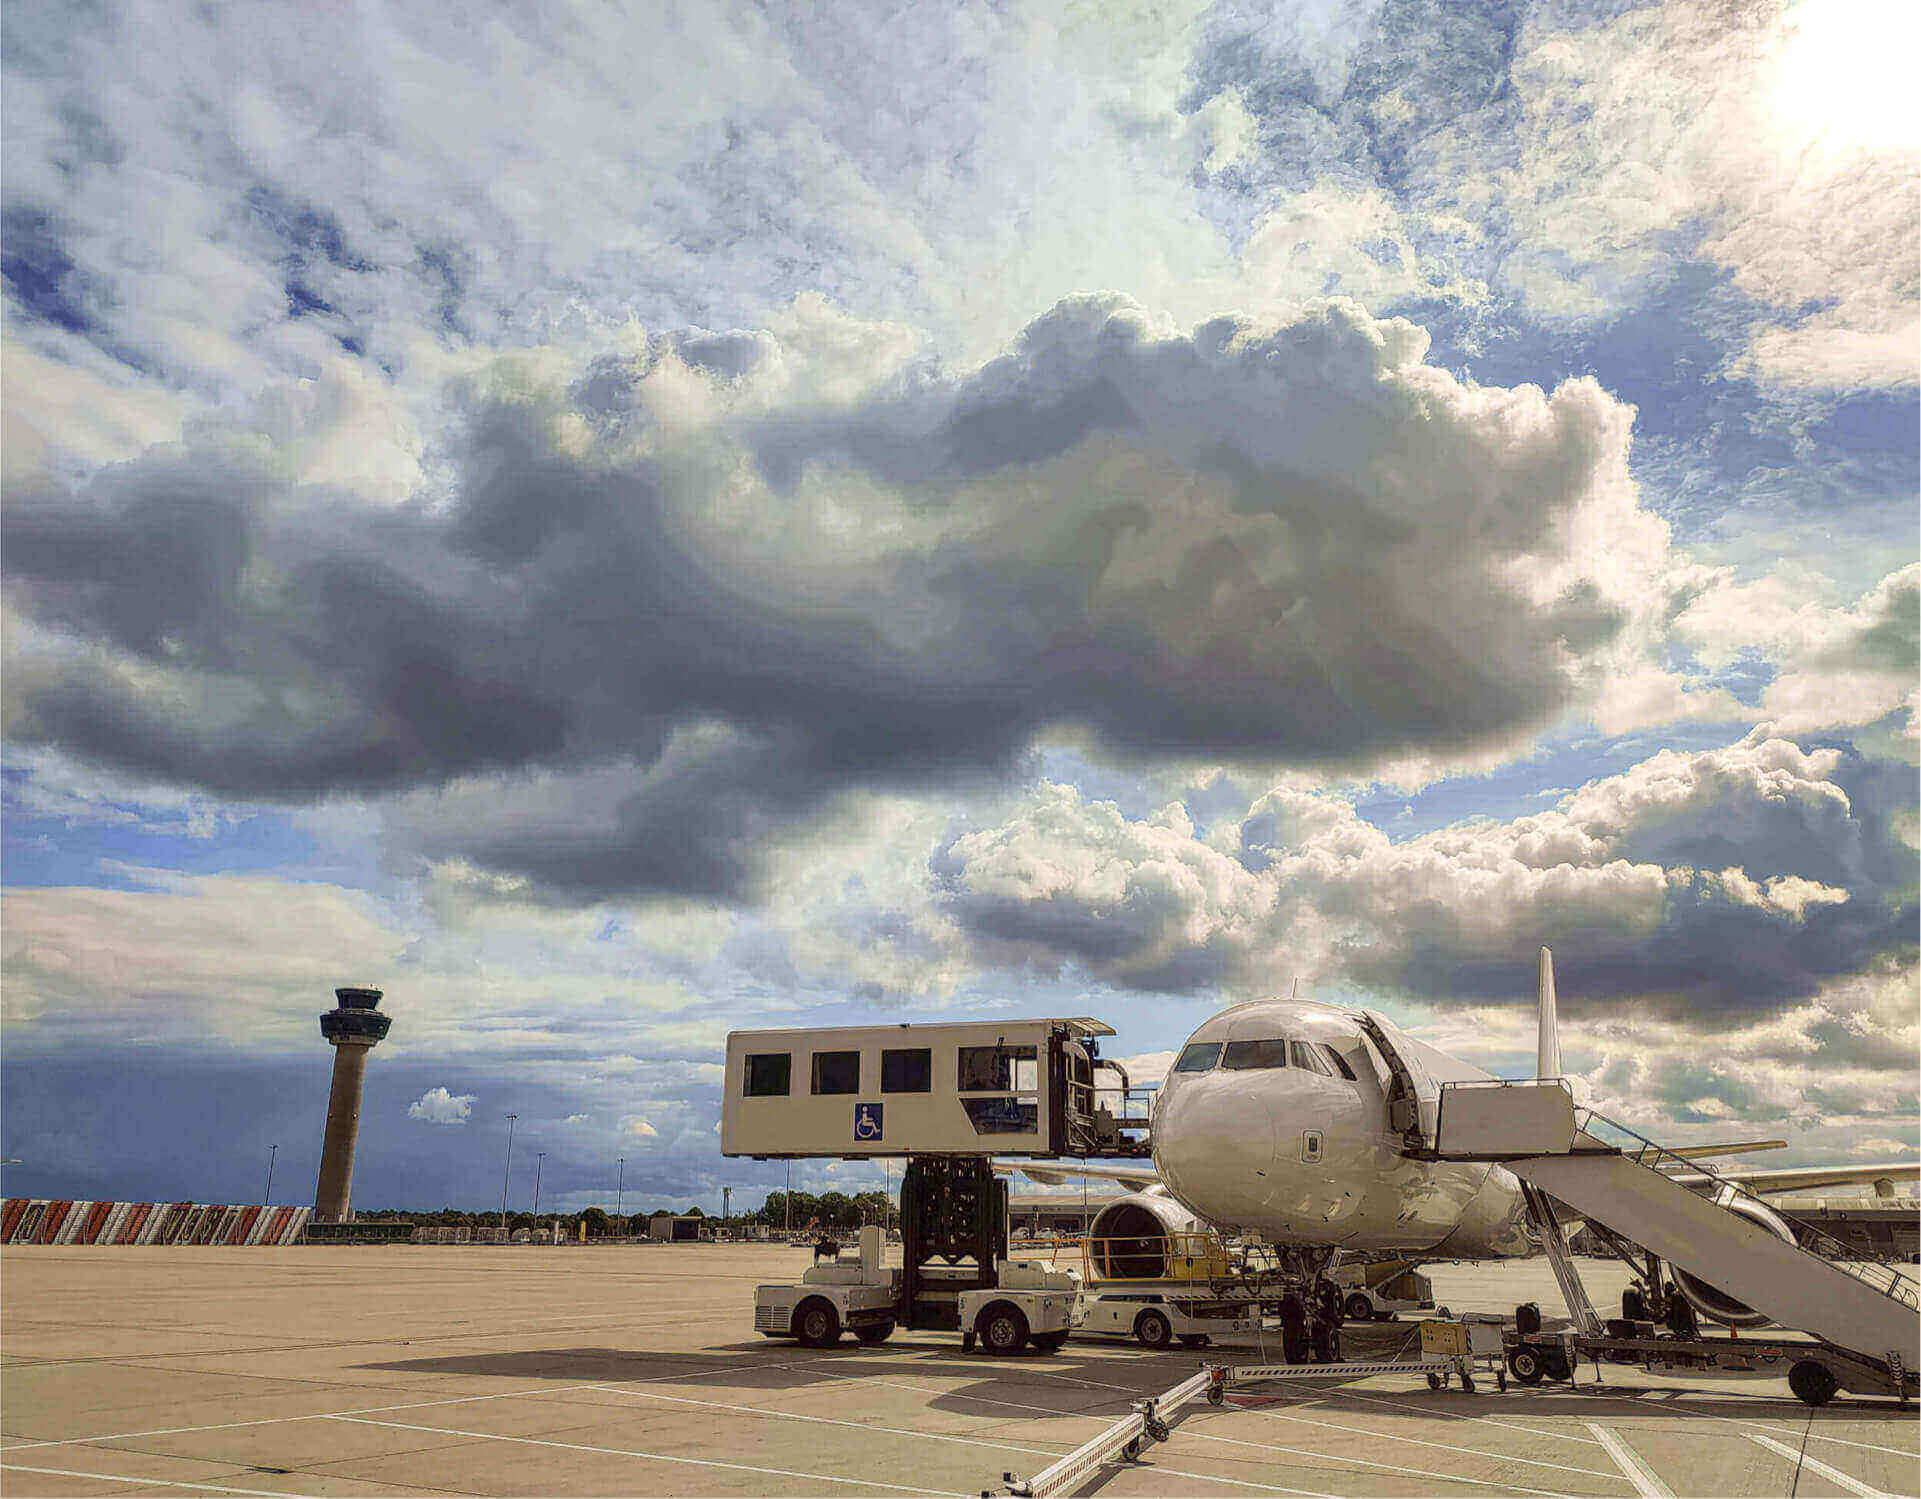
[1345, 1293, 1375, 1322]
[1031, 1331, 1066, 1354]
[1789, 1360, 1839, 1407]
[1135, 1310, 1174, 1349]
[1508, 1347, 1545, 1385]
[1179, 1334, 1211, 1348]
[1427, 1372, 1444, 1390]
[855, 1321, 894, 1345]
[1461, 1374, 1476, 1394]
[794, 1298, 841, 1349]
[979, 1305, 1029, 1356]
[1541, 1348, 1572, 1382]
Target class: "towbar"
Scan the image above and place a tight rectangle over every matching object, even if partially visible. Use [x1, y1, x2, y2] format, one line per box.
[995, 1367, 1213, 1497]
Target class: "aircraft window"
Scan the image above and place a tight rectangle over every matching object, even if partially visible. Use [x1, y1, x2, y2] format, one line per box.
[1318, 1043, 1358, 1081]
[744, 1053, 791, 1097]
[1173, 1042, 1223, 1072]
[958, 1043, 1037, 1091]
[811, 1050, 861, 1095]
[881, 1047, 932, 1093]
[1291, 1040, 1333, 1075]
[1221, 1039, 1290, 1070]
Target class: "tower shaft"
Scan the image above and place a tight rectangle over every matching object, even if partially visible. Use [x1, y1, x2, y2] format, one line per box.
[313, 1041, 373, 1223]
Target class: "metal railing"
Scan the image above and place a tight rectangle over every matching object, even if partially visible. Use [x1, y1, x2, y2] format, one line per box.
[1572, 1104, 1920, 1313]
[1076, 1231, 1235, 1284]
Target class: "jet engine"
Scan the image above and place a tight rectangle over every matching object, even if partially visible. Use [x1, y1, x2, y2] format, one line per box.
[1086, 1192, 1205, 1280]
[1670, 1185, 1796, 1329]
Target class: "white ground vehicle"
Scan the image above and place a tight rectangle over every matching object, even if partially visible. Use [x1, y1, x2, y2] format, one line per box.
[1077, 1288, 1257, 1349]
[754, 1226, 1080, 1354]
[1331, 1260, 1436, 1321]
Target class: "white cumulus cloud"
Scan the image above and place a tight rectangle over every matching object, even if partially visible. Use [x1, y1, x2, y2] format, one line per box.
[407, 1086, 474, 1124]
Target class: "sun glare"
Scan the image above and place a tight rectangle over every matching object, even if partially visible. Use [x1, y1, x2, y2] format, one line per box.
[1772, 0, 1921, 152]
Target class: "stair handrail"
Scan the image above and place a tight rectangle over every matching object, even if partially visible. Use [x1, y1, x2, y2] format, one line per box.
[1571, 1105, 1920, 1312]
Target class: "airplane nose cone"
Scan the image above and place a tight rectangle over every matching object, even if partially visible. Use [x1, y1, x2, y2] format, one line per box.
[1153, 1074, 1279, 1226]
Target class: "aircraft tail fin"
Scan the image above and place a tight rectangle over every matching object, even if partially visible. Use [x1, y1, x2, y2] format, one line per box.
[1537, 945, 1561, 1079]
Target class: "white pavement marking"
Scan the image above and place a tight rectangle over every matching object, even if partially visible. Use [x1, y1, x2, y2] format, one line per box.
[1230, 1373, 1605, 1447]
[580, 1382, 1073, 1460]
[1746, 1431, 1891, 1498]
[324, 1416, 967, 1495]
[1178, 1422, 1580, 1498]
[1227, 1400, 1630, 1482]
[1577, 1390, 1920, 1457]
[0, 1463, 299, 1496]
[1583, 1424, 1675, 1499]
[0, 1351, 837, 1454]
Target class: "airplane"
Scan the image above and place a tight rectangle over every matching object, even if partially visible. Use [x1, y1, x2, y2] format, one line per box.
[1009, 949, 1917, 1329]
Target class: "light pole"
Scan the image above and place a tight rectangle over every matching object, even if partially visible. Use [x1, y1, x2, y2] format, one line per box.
[264, 1144, 278, 1204]
[616, 1156, 625, 1226]
[722, 1186, 731, 1236]
[784, 1159, 792, 1237]
[533, 1152, 545, 1216]
[500, 1113, 518, 1228]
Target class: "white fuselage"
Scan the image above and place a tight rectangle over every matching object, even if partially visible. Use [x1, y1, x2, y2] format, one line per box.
[1149, 998, 1533, 1258]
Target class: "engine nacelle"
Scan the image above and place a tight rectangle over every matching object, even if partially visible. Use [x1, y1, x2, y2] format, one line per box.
[1671, 1185, 1795, 1329]
[1086, 1191, 1205, 1280]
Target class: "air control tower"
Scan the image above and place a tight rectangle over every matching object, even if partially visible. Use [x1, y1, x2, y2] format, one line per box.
[313, 986, 392, 1223]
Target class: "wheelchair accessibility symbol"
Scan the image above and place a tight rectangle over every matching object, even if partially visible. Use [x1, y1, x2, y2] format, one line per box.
[853, 1102, 883, 1142]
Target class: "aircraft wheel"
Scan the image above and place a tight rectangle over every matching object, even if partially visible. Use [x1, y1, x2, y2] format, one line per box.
[1135, 1310, 1174, 1349]
[1507, 1347, 1546, 1385]
[794, 1298, 841, 1349]
[1789, 1360, 1839, 1407]
[1345, 1293, 1375, 1321]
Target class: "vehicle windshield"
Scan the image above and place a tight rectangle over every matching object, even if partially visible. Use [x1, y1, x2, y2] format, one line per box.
[1173, 1042, 1223, 1073]
[1221, 1039, 1290, 1070]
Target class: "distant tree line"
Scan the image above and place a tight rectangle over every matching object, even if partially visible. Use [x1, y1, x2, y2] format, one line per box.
[350, 1188, 894, 1237]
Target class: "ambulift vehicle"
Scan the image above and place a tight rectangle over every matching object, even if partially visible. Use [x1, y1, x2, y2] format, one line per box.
[753, 1158, 1078, 1354]
[1072, 1230, 1258, 1349]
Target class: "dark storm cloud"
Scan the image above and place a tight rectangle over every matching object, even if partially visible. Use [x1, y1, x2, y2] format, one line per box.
[4, 296, 1674, 898]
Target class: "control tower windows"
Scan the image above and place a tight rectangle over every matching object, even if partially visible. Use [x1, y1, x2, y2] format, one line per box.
[811, 1050, 861, 1095]
[745, 1053, 791, 1097]
[882, 1047, 932, 1093]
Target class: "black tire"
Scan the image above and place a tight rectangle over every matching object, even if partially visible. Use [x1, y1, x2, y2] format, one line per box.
[1345, 1293, 1375, 1321]
[794, 1298, 841, 1349]
[1508, 1346, 1545, 1385]
[1179, 1334, 1211, 1348]
[1135, 1310, 1174, 1349]
[1541, 1348, 1572, 1382]
[978, 1304, 1029, 1356]
[1789, 1360, 1839, 1407]
[1427, 1372, 1444, 1390]
[1031, 1331, 1066, 1354]
[854, 1321, 894, 1345]
[1461, 1374, 1476, 1394]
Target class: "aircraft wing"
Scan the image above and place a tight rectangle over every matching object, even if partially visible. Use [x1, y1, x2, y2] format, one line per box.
[1666, 1162, 1919, 1195]
[991, 1160, 1162, 1190]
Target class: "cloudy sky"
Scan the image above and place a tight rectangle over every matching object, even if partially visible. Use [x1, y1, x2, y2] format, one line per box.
[3, 0, 1915, 1217]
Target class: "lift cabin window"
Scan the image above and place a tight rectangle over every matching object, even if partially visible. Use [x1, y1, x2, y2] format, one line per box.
[811, 1050, 861, 1095]
[1221, 1039, 1290, 1070]
[880, 1047, 932, 1093]
[744, 1053, 791, 1097]
[957, 1043, 1037, 1092]
[1173, 1042, 1222, 1072]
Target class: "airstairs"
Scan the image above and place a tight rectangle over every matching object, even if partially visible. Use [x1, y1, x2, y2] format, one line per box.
[1430, 1079, 1920, 1371]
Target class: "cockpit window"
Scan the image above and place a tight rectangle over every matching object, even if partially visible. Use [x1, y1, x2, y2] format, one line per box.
[1318, 1043, 1358, 1080]
[1291, 1039, 1333, 1076]
[1173, 1042, 1222, 1073]
[1221, 1039, 1290, 1070]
